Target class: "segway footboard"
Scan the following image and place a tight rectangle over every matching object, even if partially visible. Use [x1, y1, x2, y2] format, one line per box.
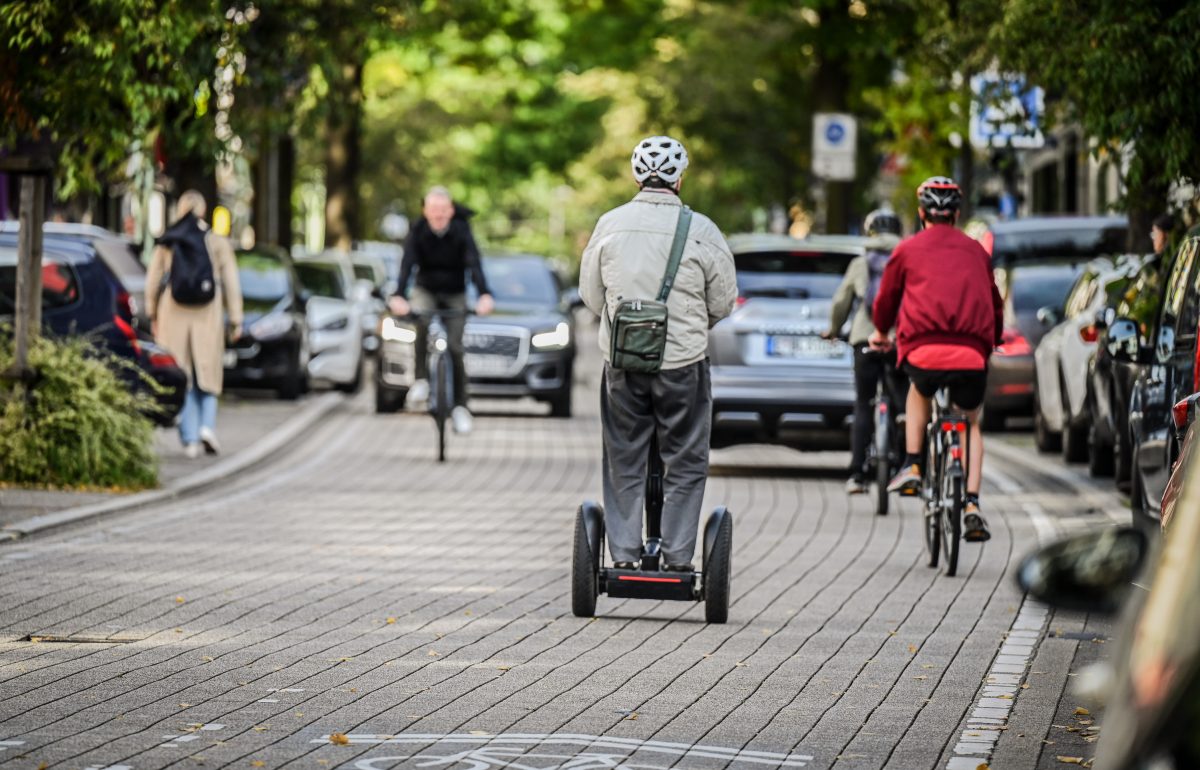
[602, 568, 698, 601]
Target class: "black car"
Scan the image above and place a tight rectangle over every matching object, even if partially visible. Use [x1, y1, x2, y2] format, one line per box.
[375, 253, 579, 416]
[224, 246, 311, 400]
[1125, 227, 1200, 532]
[1091, 248, 1175, 489]
[0, 233, 186, 425]
[982, 215, 1128, 267]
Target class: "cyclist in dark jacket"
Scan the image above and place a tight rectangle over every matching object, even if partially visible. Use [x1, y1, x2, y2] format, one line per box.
[389, 187, 494, 434]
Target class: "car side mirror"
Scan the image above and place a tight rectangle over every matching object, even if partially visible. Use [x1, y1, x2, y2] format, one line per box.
[1036, 305, 1059, 327]
[563, 287, 586, 311]
[1107, 317, 1143, 363]
[1094, 307, 1111, 330]
[1016, 526, 1149, 614]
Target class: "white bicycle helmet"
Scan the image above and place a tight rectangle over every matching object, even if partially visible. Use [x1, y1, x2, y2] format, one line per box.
[631, 136, 689, 185]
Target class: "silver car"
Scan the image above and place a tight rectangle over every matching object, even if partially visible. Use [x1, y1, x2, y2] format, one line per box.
[709, 234, 865, 450]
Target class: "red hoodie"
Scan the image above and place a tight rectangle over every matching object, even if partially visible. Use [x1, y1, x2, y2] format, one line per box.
[871, 224, 1003, 366]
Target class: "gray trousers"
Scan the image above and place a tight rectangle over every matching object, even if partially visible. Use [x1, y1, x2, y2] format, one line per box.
[601, 359, 712, 565]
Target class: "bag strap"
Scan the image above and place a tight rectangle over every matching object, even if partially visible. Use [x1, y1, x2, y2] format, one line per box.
[656, 205, 693, 303]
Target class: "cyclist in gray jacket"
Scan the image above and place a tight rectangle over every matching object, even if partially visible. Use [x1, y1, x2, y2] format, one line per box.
[825, 209, 903, 494]
[579, 136, 737, 571]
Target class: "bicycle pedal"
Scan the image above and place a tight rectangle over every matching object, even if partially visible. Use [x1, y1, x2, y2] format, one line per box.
[899, 487, 920, 497]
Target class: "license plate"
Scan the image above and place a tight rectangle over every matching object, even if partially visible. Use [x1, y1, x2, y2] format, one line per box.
[766, 334, 840, 359]
[465, 354, 512, 376]
[223, 349, 237, 368]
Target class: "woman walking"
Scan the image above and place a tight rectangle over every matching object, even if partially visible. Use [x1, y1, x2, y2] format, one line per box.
[146, 190, 244, 458]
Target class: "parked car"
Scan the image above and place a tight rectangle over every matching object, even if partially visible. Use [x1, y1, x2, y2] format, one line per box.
[1091, 248, 1175, 491]
[224, 247, 311, 400]
[0, 234, 185, 424]
[984, 260, 1085, 429]
[375, 253, 579, 416]
[1160, 391, 1200, 531]
[1016, 435, 1200, 770]
[350, 251, 389, 354]
[293, 254, 368, 393]
[1032, 256, 1141, 464]
[708, 234, 862, 450]
[1126, 227, 1200, 533]
[980, 215, 1128, 267]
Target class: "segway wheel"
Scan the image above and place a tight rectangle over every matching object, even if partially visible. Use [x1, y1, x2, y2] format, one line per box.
[703, 509, 733, 624]
[572, 505, 601, 617]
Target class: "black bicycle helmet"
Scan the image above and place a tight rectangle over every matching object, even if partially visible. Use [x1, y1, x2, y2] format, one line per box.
[864, 208, 902, 237]
[916, 176, 962, 217]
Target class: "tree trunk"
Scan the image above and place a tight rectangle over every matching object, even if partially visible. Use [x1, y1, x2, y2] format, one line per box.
[813, 9, 852, 234]
[253, 132, 295, 249]
[324, 61, 364, 252]
[5, 175, 46, 381]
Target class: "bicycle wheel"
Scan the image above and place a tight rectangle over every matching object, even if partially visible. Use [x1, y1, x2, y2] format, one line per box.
[434, 352, 450, 462]
[874, 403, 890, 516]
[940, 449, 963, 577]
[923, 429, 940, 568]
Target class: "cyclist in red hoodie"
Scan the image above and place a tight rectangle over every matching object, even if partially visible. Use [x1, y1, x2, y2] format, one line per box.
[869, 176, 1003, 542]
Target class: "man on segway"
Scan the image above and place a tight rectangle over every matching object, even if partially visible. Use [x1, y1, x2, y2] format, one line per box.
[579, 135, 737, 572]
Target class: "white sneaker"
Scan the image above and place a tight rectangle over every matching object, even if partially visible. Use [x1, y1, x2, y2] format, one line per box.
[184, 443, 202, 459]
[199, 427, 220, 455]
[451, 406, 474, 435]
[408, 379, 430, 405]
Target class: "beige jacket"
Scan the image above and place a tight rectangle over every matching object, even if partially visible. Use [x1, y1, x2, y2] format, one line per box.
[146, 231, 243, 394]
[580, 190, 737, 369]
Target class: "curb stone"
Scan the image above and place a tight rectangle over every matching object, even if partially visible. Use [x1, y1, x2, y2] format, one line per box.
[0, 391, 345, 542]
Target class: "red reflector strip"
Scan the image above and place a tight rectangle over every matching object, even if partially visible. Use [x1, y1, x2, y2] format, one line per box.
[616, 575, 684, 583]
[950, 446, 964, 460]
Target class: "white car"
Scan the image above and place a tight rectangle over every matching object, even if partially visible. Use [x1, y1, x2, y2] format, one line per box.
[293, 254, 371, 393]
[1033, 256, 1140, 464]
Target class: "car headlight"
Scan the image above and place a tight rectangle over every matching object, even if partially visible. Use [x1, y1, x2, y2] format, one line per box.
[380, 316, 417, 344]
[532, 322, 571, 350]
[249, 313, 293, 340]
[319, 316, 349, 332]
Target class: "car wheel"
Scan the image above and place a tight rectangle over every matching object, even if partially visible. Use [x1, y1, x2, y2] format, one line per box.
[277, 355, 303, 401]
[1061, 377, 1088, 463]
[338, 354, 364, 394]
[1033, 385, 1061, 453]
[549, 388, 572, 418]
[1087, 396, 1114, 477]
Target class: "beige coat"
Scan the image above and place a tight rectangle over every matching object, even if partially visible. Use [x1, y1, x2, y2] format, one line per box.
[145, 231, 243, 394]
[580, 190, 737, 369]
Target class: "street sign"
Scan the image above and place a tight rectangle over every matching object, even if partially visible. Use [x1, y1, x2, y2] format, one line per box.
[970, 74, 1045, 149]
[813, 113, 857, 181]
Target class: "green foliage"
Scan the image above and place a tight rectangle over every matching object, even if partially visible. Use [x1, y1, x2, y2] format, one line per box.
[0, 0, 232, 197]
[0, 333, 159, 490]
[995, 0, 1200, 208]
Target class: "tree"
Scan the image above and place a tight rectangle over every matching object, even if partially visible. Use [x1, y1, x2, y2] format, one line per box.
[995, 0, 1200, 246]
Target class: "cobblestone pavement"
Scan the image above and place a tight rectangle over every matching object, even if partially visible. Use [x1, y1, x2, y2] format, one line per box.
[0, 349, 1123, 770]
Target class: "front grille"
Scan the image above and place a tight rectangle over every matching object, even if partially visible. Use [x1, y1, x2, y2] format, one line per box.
[463, 325, 529, 378]
[464, 331, 522, 357]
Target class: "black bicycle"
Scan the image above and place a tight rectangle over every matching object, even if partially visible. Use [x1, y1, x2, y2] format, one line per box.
[410, 308, 470, 463]
[921, 386, 969, 576]
[863, 348, 906, 517]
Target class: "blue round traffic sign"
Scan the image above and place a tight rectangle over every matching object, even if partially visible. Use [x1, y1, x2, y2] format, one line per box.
[825, 122, 846, 144]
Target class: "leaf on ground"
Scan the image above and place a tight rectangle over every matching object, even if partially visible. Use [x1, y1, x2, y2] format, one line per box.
[975, 764, 989, 770]
[1021, 683, 1031, 689]
[179, 703, 193, 708]
[175, 628, 183, 634]
[907, 644, 918, 654]
[1074, 707, 1091, 716]
[1056, 758, 1084, 765]
[428, 650, 440, 657]
[251, 762, 265, 768]
[176, 596, 186, 604]
[464, 610, 473, 616]
[253, 726, 269, 732]
[201, 656, 214, 662]
[921, 664, 935, 669]
[914, 675, 928, 680]
[469, 730, 488, 736]
[735, 661, 747, 667]
[295, 712, 304, 718]
[496, 665, 511, 671]
[624, 712, 638, 720]
[385, 617, 396, 624]
[329, 733, 350, 746]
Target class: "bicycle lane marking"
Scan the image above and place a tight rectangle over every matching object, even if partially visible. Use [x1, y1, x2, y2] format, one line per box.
[314, 733, 814, 769]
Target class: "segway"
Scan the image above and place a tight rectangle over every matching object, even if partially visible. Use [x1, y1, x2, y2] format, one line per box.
[572, 436, 733, 623]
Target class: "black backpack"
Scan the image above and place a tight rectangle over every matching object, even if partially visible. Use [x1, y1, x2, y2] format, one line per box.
[158, 213, 216, 306]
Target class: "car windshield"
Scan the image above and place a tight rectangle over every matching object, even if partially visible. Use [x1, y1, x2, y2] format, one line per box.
[474, 258, 559, 307]
[1010, 265, 1081, 314]
[992, 225, 1127, 263]
[294, 262, 345, 299]
[238, 251, 292, 313]
[734, 250, 856, 300]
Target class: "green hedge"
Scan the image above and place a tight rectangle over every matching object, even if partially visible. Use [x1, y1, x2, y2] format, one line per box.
[0, 333, 159, 489]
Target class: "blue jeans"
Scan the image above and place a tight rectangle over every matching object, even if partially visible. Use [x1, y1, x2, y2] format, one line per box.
[179, 386, 217, 446]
